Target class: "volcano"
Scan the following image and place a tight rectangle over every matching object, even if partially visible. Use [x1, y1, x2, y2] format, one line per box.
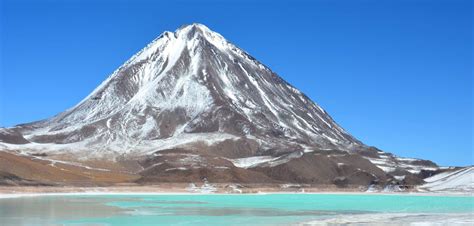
[0, 24, 441, 188]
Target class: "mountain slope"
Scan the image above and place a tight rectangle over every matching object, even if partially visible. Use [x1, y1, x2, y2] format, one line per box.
[2, 24, 361, 156]
[419, 167, 474, 193]
[0, 24, 439, 186]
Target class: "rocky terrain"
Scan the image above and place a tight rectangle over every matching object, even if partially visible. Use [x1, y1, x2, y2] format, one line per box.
[0, 23, 461, 191]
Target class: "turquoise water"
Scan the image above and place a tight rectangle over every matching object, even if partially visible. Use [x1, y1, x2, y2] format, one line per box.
[0, 194, 473, 225]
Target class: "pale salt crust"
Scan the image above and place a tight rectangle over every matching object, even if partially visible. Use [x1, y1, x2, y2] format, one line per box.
[301, 213, 474, 225]
[0, 192, 208, 199]
[1, 190, 472, 200]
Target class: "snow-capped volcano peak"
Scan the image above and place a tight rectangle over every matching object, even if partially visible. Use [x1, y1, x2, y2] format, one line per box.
[127, 23, 229, 67]
[176, 23, 229, 47]
[1, 23, 362, 157]
[0, 23, 445, 189]
[176, 23, 220, 38]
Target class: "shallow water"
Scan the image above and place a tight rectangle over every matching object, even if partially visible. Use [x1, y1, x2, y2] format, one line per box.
[0, 194, 473, 225]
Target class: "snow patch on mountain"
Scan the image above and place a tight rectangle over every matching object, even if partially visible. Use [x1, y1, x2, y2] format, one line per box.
[1, 132, 239, 159]
[364, 153, 438, 174]
[228, 151, 303, 169]
[419, 167, 474, 193]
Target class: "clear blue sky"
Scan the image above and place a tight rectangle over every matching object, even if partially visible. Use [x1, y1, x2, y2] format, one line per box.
[0, 0, 472, 166]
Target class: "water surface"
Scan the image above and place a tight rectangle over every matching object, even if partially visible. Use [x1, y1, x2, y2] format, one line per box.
[0, 194, 472, 225]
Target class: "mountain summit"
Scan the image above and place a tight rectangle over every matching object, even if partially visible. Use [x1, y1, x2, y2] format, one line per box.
[0, 24, 440, 187]
[2, 23, 360, 155]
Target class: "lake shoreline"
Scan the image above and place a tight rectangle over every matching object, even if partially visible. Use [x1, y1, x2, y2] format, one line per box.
[0, 185, 471, 198]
